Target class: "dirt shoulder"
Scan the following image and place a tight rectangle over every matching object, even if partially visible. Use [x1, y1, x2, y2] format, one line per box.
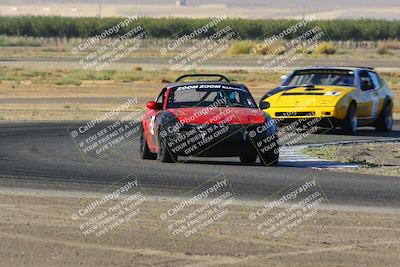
[0, 191, 399, 267]
[304, 142, 400, 177]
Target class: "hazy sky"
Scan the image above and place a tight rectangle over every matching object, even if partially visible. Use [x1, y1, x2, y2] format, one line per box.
[1, 0, 400, 8]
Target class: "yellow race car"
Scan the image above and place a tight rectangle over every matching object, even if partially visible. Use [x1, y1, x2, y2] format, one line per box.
[259, 67, 394, 134]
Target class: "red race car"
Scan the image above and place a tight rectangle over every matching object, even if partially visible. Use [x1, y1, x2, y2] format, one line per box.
[140, 74, 279, 166]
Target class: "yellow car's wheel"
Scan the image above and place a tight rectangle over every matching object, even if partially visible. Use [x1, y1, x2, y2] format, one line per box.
[375, 103, 393, 132]
[341, 104, 357, 135]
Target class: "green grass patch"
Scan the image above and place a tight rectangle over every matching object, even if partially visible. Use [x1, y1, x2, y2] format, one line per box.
[55, 74, 82, 86]
[0, 35, 41, 47]
[80, 70, 116, 81]
[0, 66, 279, 84]
[304, 146, 339, 161]
[354, 160, 380, 168]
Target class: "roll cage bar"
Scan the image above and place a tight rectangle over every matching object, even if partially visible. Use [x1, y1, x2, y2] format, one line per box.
[175, 74, 230, 83]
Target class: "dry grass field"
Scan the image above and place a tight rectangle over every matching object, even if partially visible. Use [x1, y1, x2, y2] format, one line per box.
[0, 66, 399, 121]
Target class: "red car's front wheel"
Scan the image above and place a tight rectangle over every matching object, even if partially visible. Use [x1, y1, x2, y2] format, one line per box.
[158, 135, 178, 163]
[140, 131, 157, 160]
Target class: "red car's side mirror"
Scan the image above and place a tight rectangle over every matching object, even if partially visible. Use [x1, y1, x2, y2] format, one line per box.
[146, 101, 158, 110]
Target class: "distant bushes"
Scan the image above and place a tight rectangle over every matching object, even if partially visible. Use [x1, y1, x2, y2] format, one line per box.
[314, 42, 337, 55]
[228, 40, 336, 55]
[381, 39, 400, 49]
[228, 41, 255, 55]
[0, 16, 400, 41]
[377, 44, 389, 55]
[376, 40, 400, 55]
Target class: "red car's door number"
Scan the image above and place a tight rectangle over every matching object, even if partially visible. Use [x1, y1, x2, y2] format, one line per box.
[149, 115, 156, 135]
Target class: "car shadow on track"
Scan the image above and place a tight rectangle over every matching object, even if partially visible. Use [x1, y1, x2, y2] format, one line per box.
[179, 158, 282, 167]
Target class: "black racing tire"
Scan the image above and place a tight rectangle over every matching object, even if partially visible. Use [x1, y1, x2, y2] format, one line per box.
[259, 146, 279, 166]
[258, 134, 279, 167]
[240, 153, 257, 165]
[341, 104, 357, 135]
[158, 136, 177, 163]
[375, 102, 393, 132]
[140, 131, 157, 160]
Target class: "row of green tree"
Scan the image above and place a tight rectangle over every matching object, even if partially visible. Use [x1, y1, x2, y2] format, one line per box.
[0, 16, 399, 41]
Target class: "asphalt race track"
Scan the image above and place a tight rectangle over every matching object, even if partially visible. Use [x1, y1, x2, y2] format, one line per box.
[0, 121, 399, 209]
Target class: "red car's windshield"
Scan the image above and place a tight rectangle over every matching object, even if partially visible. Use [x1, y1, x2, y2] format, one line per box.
[166, 84, 257, 109]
